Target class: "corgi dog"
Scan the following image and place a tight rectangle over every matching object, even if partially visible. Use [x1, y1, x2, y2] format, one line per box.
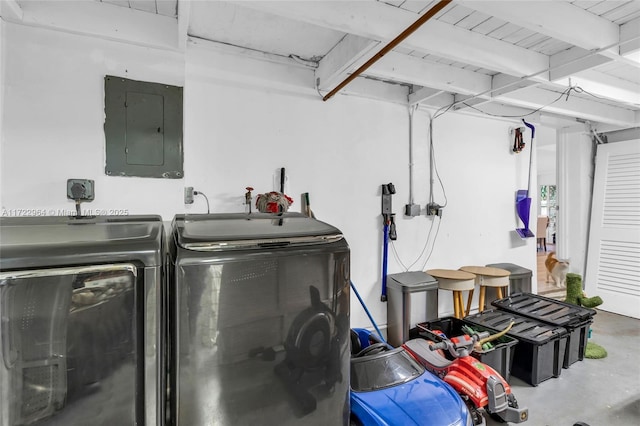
[545, 252, 570, 287]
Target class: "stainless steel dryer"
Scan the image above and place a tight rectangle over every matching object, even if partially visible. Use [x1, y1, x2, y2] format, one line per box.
[168, 213, 350, 426]
[0, 215, 164, 426]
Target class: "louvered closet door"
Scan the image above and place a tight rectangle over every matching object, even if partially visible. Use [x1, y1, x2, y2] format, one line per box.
[585, 139, 640, 318]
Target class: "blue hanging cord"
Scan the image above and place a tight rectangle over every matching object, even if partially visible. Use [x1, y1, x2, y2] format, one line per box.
[381, 223, 389, 301]
[351, 281, 386, 343]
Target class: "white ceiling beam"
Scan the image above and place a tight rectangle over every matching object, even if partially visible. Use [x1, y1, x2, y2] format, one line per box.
[496, 86, 638, 128]
[460, 1, 618, 53]
[451, 94, 485, 110]
[409, 87, 446, 105]
[367, 51, 491, 95]
[549, 46, 612, 81]
[452, 73, 538, 112]
[0, 0, 22, 20]
[188, 38, 316, 96]
[452, 101, 543, 122]
[316, 34, 380, 91]
[337, 77, 410, 105]
[490, 73, 539, 98]
[5, 0, 179, 51]
[464, 1, 640, 76]
[410, 90, 454, 109]
[555, 70, 640, 108]
[620, 16, 640, 59]
[177, 0, 190, 51]
[188, 38, 408, 104]
[235, 0, 548, 77]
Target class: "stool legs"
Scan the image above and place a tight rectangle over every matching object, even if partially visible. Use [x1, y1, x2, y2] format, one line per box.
[465, 288, 474, 318]
[452, 291, 465, 319]
[479, 286, 507, 313]
[453, 291, 460, 319]
[452, 290, 475, 319]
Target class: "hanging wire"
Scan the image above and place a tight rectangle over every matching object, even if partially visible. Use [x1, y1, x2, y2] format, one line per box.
[389, 83, 606, 272]
[391, 112, 447, 271]
[406, 212, 438, 270]
[390, 241, 409, 271]
[194, 191, 210, 214]
[442, 84, 603, 120]
[429, 116, 448, 208]
[420, 215, 442, 270]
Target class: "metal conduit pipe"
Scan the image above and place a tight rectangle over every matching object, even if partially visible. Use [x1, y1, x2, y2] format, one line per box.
[408, 105, 417, 205]
[322, 0, 452, 102]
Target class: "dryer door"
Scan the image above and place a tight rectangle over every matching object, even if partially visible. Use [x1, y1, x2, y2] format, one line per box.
[0, 264, 141, 426]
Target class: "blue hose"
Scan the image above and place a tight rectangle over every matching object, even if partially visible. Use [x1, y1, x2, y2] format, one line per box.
[350, 281, 386, 343]
[381, 223, 389, 301]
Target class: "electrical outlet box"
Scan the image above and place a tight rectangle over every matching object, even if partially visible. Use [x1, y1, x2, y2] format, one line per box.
[427, 203, 443, 217]
[405, 204, 421, 217]
[67, 179, 95, 201]
[185, 187, 194, 204]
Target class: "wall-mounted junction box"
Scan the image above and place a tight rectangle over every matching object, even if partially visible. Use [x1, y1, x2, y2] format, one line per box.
[67, 179, 95, 201]
[405, 204, 421, 217]
[427, 203, 443, 217]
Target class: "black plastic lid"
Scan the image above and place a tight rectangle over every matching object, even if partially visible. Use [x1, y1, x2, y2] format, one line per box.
[491, 292, 596, 327]
[464, 309, 566, 345]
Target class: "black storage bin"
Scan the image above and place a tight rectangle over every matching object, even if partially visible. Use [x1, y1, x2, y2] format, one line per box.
[491, 292, 596, 368]
[464, 310, 567, 386]
[411, 317, 518, 382]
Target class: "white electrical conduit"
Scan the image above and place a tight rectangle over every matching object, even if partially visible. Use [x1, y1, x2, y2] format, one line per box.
[408, 104, 418, 205]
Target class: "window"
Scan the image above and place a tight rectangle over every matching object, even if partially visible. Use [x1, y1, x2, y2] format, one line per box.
[540, 185, 557, 241]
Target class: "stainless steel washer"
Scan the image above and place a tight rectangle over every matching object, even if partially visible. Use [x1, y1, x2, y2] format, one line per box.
[168, 212, 350, 426]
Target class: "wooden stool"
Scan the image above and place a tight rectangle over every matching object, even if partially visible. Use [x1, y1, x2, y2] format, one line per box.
[459, 266, 510, 313]
[426, 269, 476, 319]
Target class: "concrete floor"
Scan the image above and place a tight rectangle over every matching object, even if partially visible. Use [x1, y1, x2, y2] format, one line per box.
[486, 309, 640, 426]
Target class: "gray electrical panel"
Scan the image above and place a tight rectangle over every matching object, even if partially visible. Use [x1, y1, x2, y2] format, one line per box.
[104, 75, 183, 178]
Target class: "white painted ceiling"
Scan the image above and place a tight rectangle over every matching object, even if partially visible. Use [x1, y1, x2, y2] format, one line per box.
[4, 0, 640, 130]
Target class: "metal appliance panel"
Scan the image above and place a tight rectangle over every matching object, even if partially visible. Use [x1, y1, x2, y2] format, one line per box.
[170, 213, 350, 426]
[0, 216, 164, 426]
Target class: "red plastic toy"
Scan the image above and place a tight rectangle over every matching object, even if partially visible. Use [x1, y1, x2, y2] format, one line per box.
[403, 324, 528, 425]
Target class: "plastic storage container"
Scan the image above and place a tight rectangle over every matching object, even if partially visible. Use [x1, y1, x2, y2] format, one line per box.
[411, 317, 518, 382]
[464, 309, 567, 386]
[491, 292, 596, 368]
[485, 263, 532, 296]
[387, 271, 439, 347]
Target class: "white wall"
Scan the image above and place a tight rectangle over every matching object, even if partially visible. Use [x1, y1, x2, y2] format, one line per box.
[0, 23, 185, 219]
[557, 126, 595, 277]
[1, 23, 537, 329]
